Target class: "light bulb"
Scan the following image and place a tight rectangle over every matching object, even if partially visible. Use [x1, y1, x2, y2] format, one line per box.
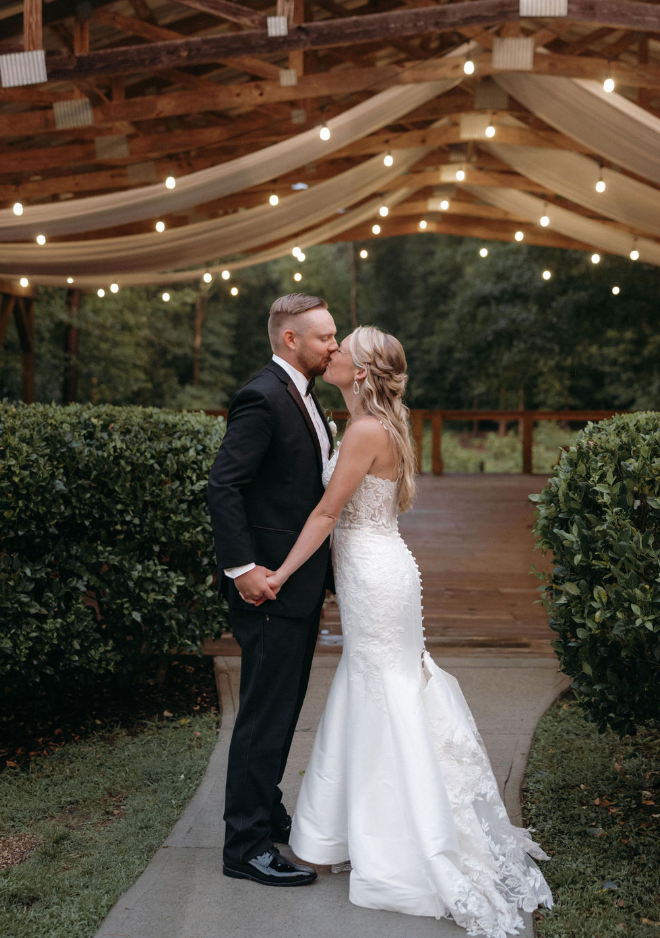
[440, 200, 449, 211]
[359, 249, 368, 258]
[463, 58, 475, 75]
[98, 288, 105, 297]
[231, 286, 239, 296]
[379, 205, 389, 217]
[372, 224, 381, 235]
[514, 230, 524, 242]
[485, 124, 495, 138]
[165, 175, 176, 189]
[419, 219, 427, 229]
[383, 152, 394, 167]
[269, 193, 279, 206]
[297, 252, 306, 261]
[591, 253, 600, 264]
[203, 272, 212, 283]
[455, 169, 465, 181]
[155, 220, 165, 232]
[67, 277, 74, 284]
[479, 247, 488, 257]
[542, 270, 552, 280]
[596, 179, 606, 193]
[320, 123, 330, 141]
[630, 249, 639, 261]
[19, 277, 29, 287]
[162, 292, 170, 301]
[36, 234, 46, 245]
[292, 246, 301, 256]
[293, 272, 302, 282]
[612, 285, 620, 295]
[603, 77, 615, 93]
[540, 214, 550, 227]
[13, 202, 23, 216]
[110, 282, 119, 293]
[222, 269, 231, 280]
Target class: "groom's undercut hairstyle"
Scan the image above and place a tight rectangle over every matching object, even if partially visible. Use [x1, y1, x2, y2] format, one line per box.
[268, 293, 328, 350]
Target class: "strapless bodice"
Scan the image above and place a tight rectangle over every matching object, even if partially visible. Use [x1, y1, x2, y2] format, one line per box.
[322, 447, 399, 535]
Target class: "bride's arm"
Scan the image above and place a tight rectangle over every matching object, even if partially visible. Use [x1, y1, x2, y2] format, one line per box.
[267, 419, 383, 590]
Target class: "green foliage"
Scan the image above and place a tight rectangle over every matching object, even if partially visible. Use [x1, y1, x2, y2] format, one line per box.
[529, 412, 660, 736]
[0, 402, 227, 696]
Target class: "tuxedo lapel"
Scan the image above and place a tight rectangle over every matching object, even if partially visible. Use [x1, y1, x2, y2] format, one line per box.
[310, 390, 334, 459]
[286, 380, 324, 471]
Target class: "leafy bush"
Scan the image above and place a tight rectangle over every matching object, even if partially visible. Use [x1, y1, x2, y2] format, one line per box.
[530, 412, 660, 737]
[0, 403, 227, 696]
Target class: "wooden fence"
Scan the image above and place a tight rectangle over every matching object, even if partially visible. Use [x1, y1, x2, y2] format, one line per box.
[203, 409, 629, 475]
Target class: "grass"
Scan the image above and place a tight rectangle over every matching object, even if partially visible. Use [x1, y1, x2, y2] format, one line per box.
[523, 694, 660, 938]
[0, 660, 221, 938]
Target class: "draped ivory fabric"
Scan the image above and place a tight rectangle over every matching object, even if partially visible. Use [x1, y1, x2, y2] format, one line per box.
[461, 186, 660, 267]
[493, 73, 660, 187]
[30, 186, 420, 289]
[0, 44, 471, 241]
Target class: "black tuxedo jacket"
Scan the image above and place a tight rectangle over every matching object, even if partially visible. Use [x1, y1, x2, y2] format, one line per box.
[207, 360, 335, 618]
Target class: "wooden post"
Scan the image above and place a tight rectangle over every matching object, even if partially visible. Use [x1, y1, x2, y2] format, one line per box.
[24, 0, 43, 51]
[412, 410, 424, 474]
[521, 410, 534, 474]
[63, 288, 80, 403]
[193, 294, 207, 386]
[349, 242, 357, 329]
[431, 411, 443, 475]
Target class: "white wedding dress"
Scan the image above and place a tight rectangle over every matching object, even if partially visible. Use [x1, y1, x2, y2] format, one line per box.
[289, 445, 554, 937]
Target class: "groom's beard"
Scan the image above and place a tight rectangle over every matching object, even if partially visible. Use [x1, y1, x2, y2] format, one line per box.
[298, 349, 333, 378]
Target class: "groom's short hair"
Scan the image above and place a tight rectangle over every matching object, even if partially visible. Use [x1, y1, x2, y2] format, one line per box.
[268, 293, 328, 349]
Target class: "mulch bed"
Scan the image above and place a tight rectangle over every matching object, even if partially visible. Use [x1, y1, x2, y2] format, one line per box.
[0, 656, 219, 773]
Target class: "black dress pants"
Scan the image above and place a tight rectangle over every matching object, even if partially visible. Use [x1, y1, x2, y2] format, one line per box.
[223, 598, 323, 865]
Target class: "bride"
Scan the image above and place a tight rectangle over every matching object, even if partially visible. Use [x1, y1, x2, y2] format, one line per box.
[265, 325, 553, 937]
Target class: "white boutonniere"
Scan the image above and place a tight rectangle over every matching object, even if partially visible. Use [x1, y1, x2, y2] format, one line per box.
[329, 420, 337, 437]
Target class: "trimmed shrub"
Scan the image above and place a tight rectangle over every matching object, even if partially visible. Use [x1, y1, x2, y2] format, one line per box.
[0, 403, 227, 695]
[530, 411, 660, 737]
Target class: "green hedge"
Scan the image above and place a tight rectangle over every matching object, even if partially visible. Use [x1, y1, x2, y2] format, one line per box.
[0, 403, 227, 695]
[530, 411, 660, 737]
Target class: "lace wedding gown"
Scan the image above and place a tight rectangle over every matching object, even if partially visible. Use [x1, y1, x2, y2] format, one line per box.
[288, 446, 554, 937]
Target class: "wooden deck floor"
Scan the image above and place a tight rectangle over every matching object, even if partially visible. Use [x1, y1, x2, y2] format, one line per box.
[209, 473, 557, 658]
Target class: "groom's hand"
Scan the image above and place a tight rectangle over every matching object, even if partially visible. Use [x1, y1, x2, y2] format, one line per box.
[236, 565, 278, 605]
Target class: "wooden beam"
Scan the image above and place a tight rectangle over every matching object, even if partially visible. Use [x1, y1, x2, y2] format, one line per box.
[42, 0, 660, 82]
[24, 0, 43, 51]
[176, 0, 267, 30]
[561, 25, 613, 55]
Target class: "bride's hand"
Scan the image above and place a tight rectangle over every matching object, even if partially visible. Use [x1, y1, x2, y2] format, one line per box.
[266, 569, 287, 593]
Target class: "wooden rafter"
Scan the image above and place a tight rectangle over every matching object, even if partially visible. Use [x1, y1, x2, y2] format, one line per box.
[175, 0, 267, 30]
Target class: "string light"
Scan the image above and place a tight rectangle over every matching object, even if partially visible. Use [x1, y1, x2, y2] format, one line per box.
[603, 62, 615, 93]
[419, 219, 427, 229]
[372, 224, 381, 234]
[110, 282, 119, 293]
[591, 253, 601, 264]
[269, 193, 279, 206]
[379, 205, 389, 217]
[297, 252, 306, 261]
[230, 286, 239, 296]
[463, 52, 475, 75]
[165, 176, 176, 189]
[479, 247, 488, 257]
[383, 152, 394, 167]
[222, 269, 231, 280]
[13, 202, 23, 216]
[485, 123, 495, 138]
[540, 205, 550, 227]
[162, 292, 170, 301]
[97, 288, 105, 297]
[203, 272, 212, 283]
[36, 234, 46, 245]
[293, 272, 302, 282]
[596, 165, 606, 193]
[320, 123, 330, 141]
[155, 220, 165, 232]
[19, 277, 29, 287]
[514, 230, 524, 242]
[542, 270, 552, 280]
[292, 246, 301, 257]
[455, 169, 466, 181]
[67, 277, 74, 284]
[440, 199, 449, 210]
[630, 241, 639, 261]
[612, 286, 620, 295]
[359, 249, 368, 258]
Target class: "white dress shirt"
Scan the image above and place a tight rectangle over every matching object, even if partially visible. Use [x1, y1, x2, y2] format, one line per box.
[225, 355, 331, 580]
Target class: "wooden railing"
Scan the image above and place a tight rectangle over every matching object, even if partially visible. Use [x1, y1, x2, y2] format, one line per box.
[202, 409, 629, 475]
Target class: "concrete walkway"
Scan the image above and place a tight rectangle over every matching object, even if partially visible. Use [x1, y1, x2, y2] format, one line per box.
[95, 654, 569, 938]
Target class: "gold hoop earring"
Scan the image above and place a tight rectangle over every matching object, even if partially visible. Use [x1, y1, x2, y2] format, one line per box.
[353, 379, 360, 395]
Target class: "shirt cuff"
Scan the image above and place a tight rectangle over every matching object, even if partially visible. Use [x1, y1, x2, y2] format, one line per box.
[224, 562, 256, 579]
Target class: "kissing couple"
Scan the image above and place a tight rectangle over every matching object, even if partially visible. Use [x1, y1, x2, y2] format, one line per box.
[207, 293, 553, 936]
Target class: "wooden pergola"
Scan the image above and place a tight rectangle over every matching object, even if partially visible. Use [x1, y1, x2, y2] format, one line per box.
[0, 0, 659, 262]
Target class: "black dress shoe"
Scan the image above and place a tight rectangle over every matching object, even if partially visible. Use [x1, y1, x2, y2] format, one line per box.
[271, 813, 292, 844]
[223, 847, 317, 887]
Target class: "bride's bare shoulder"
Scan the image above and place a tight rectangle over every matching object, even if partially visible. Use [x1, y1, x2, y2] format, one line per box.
[343, 416, 388, 442]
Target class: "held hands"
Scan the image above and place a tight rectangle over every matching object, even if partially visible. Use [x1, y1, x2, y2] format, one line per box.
[235, 565, 279, 606]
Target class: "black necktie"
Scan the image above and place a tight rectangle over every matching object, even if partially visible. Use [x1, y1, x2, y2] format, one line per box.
[305, 376, 315, 397]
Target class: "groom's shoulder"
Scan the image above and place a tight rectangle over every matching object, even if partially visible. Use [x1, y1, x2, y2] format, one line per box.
[231, 363, 286, 406]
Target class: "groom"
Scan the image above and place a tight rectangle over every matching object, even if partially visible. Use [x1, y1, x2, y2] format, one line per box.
[208, 293, 338, 887]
